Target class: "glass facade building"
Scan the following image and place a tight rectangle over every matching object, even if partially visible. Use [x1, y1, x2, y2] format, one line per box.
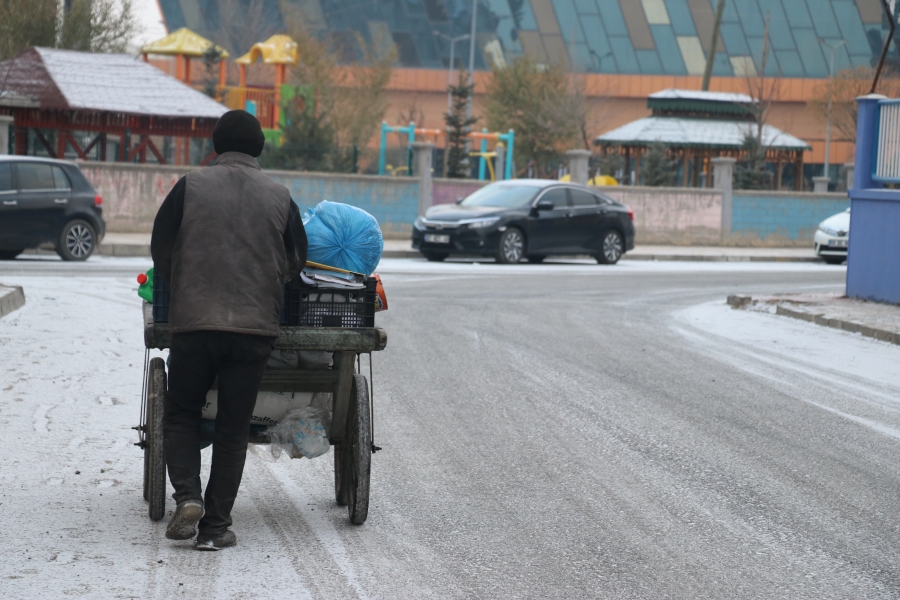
[159, 0, 895, 77]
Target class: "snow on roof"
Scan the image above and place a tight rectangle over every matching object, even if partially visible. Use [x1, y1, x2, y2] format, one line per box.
[0, 47, 227, 119]
[649, 89, 755, 104]
[595, 116, 810, 150]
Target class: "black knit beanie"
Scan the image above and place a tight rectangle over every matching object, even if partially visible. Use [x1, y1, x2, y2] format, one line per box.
[213, 110, 265, 157]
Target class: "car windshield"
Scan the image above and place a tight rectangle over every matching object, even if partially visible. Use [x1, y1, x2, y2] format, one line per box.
[460, 184, 542, 208]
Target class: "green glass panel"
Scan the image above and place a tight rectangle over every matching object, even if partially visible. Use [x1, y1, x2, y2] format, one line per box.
[782, 0, 812, 28]
[595, 0, 628, 33]
[774, 49, 804, 77]
[553, 0, 584, 42]
[794, 28, 828, 77]
[833, 0, 874, 57]
[636, 49, 664, 73]
[665, 0, 696, 36]
[719, 23, 750, 55]
[609, 35, 640, 72]
[806, 0, 840, 38]
[650, 24, 687, 74]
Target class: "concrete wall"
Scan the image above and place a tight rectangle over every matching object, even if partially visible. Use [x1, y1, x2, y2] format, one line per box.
[79, 161, 848, 247]
[432, 178, 489, 206]
[601, 186, 724, 245]
[78, 162, 420, 238]
[729, 191, 850, 245]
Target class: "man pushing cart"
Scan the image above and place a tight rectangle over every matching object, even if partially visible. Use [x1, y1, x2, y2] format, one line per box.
[143, 109, 386, 551]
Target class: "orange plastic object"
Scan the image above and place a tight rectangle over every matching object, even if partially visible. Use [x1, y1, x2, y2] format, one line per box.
[373, 274, 388, 312]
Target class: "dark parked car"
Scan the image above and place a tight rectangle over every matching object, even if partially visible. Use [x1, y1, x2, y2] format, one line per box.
[0, 156, 105, 261]
[412, 180, 635, 264]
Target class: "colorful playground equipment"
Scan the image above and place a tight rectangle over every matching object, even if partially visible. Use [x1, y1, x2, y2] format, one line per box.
[140, 28, 230, 87]
[234, 35, 299, 131]
[378, 122, 515, 180]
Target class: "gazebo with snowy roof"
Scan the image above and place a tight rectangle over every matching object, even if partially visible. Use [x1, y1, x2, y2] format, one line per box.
[0, 47, 228, 165]
[595, 89, 810, 190]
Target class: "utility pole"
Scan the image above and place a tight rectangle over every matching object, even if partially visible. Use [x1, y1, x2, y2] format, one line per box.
[821, 38, 847, 180]
[434, 31, 470, 112]
[701, 0, 726, 91]
[466, 0, 478, 119]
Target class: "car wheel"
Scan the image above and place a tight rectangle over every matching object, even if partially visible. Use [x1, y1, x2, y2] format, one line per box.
[56, 220, 96, 261]
[0, 249, 23, 260]
[596, 230, 624, 265]
[422, 251, 448, 262]
[497, 228, 525, 264]
[526, 255, 546, 264]
[822, 255, 846, 265]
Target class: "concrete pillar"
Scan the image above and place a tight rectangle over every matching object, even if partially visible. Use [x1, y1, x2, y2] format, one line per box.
[494, 144, 505, 181]
[0, 115, 13, 154]
[843, 162, 855, 191]
[711, 157, 735, 236]
[411, 142, 435, 217]
[853, 94, 885, 191]
[812, 176, 830, 193]
[566, 149, 592, 185]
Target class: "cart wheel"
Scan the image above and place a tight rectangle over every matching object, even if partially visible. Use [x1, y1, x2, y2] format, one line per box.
[334, 445, 348, 506]
[147, 357, 167, 521]
[344, 374, 372, 524]
[142, 436, 150, 502]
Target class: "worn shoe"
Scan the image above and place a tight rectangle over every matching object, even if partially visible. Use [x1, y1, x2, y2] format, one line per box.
[195, 530, 236, 551]
[165, 500, 204, 540]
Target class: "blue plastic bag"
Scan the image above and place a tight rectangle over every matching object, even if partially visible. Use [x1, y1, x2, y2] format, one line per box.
[303, 200, 384, 275]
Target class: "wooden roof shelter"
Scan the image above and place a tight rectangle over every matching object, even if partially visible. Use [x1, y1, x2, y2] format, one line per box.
[595, 89, 811, 190]
[0, 47, 227, 164]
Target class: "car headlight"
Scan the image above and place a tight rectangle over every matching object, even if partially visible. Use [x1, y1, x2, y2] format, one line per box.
[414, 217, 425, 230]
[819, 225, 841, 236]
[467, 218, 500, 229]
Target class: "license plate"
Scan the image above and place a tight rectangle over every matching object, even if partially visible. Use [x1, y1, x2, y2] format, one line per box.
[424, 233, 450, 244]
[828, 239, 847, 247]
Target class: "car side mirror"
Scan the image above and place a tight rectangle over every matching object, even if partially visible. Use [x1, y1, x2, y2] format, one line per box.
[535, 199, 554, 211]
[455, 197, 463, 205]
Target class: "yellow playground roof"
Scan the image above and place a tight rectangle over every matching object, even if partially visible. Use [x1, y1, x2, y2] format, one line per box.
[235, 35, 299, 65]
[140, 28, 230, 58]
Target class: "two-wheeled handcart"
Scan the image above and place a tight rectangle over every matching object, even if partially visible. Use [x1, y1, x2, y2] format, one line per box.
[135, 275, 387, 525]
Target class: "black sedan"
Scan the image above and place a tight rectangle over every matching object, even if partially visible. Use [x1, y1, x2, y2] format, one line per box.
[412, 180, 635, 264]
[0, 156, 105, 261]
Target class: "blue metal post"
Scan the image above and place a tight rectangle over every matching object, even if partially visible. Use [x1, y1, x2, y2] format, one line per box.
[853, 95, 881, 191]
[378, 122, 388, 175]
[407, 122, 416, 177]
[505, 130, 515, 180]
[478, 128, 488, 180]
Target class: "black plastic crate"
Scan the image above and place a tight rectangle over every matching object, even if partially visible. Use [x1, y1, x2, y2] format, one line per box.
[281, 277, 376, 328]
[152, 271, 376, 328]
[152, 273, 170, 323]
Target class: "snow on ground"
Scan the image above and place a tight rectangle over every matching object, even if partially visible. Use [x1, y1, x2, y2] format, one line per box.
[0, 275, 366, 599]
[673, 301, 900, 441]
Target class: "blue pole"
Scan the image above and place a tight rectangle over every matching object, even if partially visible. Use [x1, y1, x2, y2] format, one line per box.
[378, 122, 388, 175]
[478, 128, 488, 180]
[505, 130, 515, 180]
[407, 122, 416, 177]
[853, 95, 881, 192]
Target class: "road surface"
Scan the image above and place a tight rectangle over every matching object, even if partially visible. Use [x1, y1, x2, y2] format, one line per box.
[1, 257, 898, 599]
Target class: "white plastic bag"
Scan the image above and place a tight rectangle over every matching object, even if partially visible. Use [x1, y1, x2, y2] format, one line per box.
[268, 395, 332, 459]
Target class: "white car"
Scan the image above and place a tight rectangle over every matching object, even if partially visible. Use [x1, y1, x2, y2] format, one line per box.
[814, 208, 849, 265]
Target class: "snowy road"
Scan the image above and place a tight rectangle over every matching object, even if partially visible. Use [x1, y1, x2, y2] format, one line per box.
[2, 257, 899, 598]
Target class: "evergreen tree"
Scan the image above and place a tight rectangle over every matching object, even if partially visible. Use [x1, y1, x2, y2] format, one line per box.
[201, 44, 225, 101]
[259, 104, 335, 172]
[444, 74, 478, 178]
[734, 133, 770, 190]
[642, 141, 675, 186]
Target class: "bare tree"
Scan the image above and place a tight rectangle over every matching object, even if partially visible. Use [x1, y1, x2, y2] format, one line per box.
[808, 65, 900, 144]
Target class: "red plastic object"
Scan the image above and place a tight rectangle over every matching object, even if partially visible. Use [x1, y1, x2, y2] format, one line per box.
[94, 194, 103, 206]
[136, 273, 148, 285]
[626, 208, 634, 221]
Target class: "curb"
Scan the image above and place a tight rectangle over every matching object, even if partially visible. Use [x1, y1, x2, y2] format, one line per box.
[727, 295, 900, 346]
[98, 243, 151, 257]
[626, 254, 820, 263]
[0, 285, 26, 318]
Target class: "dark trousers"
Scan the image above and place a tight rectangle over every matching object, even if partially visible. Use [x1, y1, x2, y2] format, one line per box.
[164, 330, 273, 536]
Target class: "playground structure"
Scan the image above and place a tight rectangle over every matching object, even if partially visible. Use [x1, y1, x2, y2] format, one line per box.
[378, 122, 515, 180]
[140, 28, 230, 87]
[233, 35, 299, 131]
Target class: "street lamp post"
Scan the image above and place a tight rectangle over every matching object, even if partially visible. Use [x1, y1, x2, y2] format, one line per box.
[466, 0, 478, 119]
[820, 38, 848, 182]
[434, 31, 470, 112]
